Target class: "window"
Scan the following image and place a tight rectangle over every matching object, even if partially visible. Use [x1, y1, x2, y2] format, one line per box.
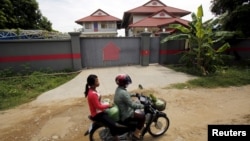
[160, 12, 165, 17]
[85, 22, 92, 29]
[108, 22, 115, 28]
[101, 22, 107, 29]
[101, 22, 115, 29]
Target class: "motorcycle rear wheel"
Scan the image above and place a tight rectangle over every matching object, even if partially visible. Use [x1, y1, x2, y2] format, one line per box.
[148, 115, 170, 137]
[89, 125, 111, 141]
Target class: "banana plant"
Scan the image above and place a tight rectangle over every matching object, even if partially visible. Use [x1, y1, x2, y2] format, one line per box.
[161, 5, 235, 75]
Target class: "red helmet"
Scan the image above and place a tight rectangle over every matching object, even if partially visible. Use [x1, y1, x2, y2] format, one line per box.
[115, 74, 132, 86]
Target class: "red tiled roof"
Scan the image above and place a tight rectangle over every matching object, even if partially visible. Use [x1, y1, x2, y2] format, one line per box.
[129, 9, 189, 27]
[122, 0, 191, 28]
[126, 6, 190, 15]
[75, 9, 121, 24]
[129, 17, 189, 27]
[76, 16, 121, 22]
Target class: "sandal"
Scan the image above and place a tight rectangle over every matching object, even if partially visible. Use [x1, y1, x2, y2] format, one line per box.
[132, 134, 142, 141]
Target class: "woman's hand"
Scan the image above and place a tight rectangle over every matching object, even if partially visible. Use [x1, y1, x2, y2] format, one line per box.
[109, 102, 115, 108]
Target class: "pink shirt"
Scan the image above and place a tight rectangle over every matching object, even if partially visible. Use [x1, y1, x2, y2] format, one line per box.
[87, 89, 109, 117]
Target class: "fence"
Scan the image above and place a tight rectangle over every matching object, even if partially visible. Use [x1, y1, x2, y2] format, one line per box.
[0, 32, 250, 72]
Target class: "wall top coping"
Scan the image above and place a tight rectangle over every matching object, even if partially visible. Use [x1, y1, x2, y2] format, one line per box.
[68, 32, 81, 36]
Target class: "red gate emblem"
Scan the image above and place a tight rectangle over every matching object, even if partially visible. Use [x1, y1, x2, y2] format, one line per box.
[103, 42, 120, 61]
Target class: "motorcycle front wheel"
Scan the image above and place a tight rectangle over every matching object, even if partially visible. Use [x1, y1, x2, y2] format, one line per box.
[89, 124, 112, 141]
[148, 115, 170, 137]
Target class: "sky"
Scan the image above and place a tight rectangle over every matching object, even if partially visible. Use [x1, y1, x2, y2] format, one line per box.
[37, 0, 215, 36]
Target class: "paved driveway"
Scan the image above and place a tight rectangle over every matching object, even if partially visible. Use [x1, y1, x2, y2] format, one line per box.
[33, 64, 197, 103]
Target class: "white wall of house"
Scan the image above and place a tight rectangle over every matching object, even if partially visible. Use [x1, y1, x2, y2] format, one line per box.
[80, 21, 118, 37]
[82, 21, 117, 32]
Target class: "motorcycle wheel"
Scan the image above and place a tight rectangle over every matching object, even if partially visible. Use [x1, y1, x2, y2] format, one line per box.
[148, 115, 170, 137]
[89, 124, 111, 141]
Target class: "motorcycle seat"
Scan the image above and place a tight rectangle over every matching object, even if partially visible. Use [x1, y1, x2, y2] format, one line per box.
[88, 115, 128, 128]
[117, 120, 138, 127]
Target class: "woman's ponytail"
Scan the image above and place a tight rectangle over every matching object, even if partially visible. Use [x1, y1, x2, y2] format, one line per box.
[84, 74, 97, 97]
[84, 83, 89, 97]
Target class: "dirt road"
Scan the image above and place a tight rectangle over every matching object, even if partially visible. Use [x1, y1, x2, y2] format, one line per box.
[0, 85, 250, 141]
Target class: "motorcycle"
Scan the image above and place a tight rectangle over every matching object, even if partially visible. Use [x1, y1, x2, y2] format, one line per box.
[84, 92, 170, 141]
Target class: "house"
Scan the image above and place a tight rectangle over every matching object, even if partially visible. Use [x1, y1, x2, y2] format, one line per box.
[75, 9, 122, 37]
[121, 0, 191, 36]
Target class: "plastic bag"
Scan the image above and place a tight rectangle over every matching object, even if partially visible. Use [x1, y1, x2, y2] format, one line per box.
[154, 98, 166, 111]
[105, 105, 120, 121]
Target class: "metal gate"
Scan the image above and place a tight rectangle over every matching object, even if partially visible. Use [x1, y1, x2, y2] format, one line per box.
[80, 37, 141, 68]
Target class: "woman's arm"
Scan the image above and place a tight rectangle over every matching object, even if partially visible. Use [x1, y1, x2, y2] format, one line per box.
[91, 94, 110, 111]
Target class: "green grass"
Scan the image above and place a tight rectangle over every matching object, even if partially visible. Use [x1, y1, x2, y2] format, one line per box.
[165, 65, 250, 89]
[0, 71, 79, 110]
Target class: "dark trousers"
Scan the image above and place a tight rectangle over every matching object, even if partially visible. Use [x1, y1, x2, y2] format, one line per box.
[124, 112, 145, 130]
[92, 112, 118, 136]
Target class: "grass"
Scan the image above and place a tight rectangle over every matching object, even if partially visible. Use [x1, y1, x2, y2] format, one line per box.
[0, 71, 79, 110]
[166, 65, 250, 89]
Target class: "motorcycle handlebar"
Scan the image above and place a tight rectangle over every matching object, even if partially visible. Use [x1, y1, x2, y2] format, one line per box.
[130, 93, 141, 98]
[130, 94, 137, 97]
[132, 93, 152, 104]
[131, 93, 154, 110]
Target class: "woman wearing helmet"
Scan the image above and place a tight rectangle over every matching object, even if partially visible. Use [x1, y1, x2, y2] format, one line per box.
[114, 74, 145, 140]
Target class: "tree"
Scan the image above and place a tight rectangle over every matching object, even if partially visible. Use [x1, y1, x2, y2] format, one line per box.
[0, 0, 52, 31]
[161, 5, 235, 76]
[0, 0, 13, 28]
[37, 16, 52, 31]
[210, 0, 250, 37]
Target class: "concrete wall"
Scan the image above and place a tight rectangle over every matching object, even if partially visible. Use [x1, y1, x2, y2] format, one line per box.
[0, 39, 75, 71]
[159, 33, 186, 64]
[227, 39, 250, 61]
[0, 32, 249, 72]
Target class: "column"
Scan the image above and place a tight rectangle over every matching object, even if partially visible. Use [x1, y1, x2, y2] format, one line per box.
[69, 32, 82, 71]
[140, 32, 151, 66]
[159, 32, 169, 64]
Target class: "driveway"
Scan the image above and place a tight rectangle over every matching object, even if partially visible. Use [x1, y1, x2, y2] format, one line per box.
[33, 64, 196, 104]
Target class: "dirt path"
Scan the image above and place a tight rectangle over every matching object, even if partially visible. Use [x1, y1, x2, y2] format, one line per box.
[0, 85, 250, 141]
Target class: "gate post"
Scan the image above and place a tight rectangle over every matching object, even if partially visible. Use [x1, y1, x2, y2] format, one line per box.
[69, 32, 82, 71]
[140, 32, 151, 66]
[159, 32, 169, 64]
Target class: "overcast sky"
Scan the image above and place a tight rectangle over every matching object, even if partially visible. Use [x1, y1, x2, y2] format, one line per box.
[37, 0, 215, 36]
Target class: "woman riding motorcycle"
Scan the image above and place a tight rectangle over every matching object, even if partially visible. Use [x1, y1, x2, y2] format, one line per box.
[114, 74, 146, 140]
[85, 74, 119, 141]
